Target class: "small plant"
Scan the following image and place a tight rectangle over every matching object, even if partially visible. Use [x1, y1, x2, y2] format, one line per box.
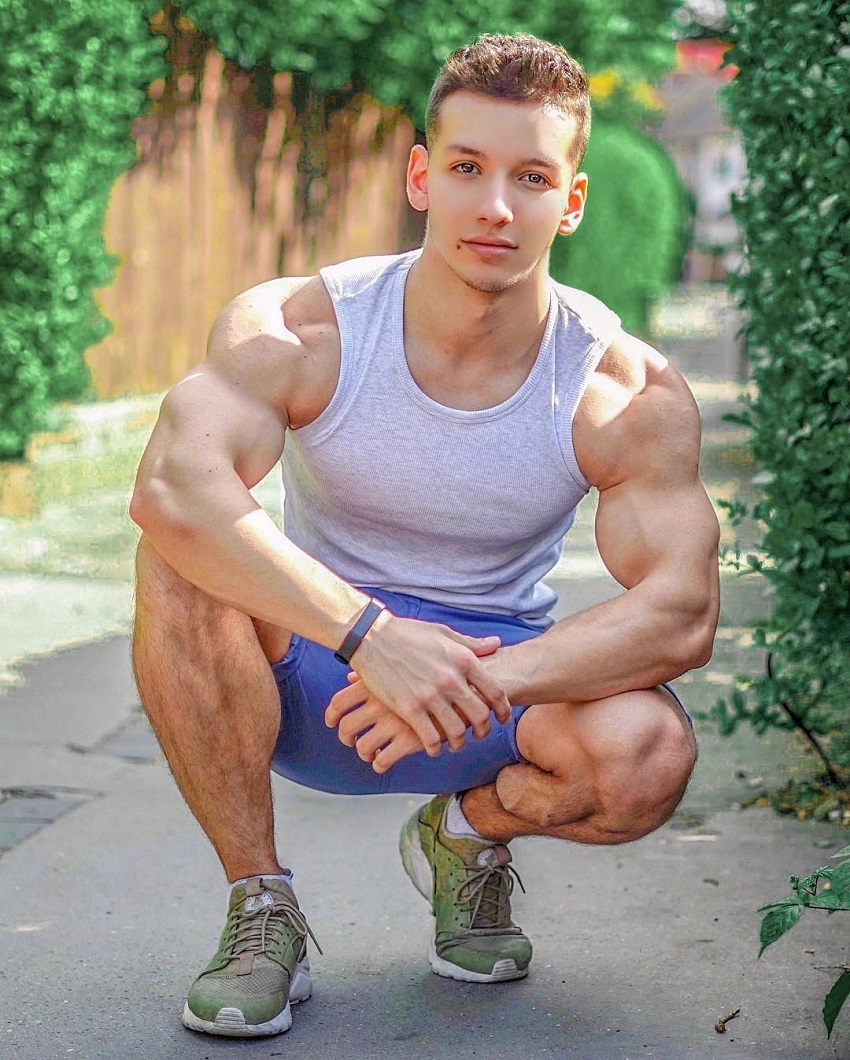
[759, 846, 850, 1038]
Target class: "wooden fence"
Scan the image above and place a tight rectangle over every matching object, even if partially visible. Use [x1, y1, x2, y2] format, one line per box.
[88, 16, 419, 398]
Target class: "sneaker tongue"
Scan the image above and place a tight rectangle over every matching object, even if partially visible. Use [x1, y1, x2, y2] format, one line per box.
[243, 890, 276, 914]
[476, 844, 511, 869]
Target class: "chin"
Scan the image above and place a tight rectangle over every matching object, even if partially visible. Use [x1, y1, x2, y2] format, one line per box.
[456, 262, 537, 296]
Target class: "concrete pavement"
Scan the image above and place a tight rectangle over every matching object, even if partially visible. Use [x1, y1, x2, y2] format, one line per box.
[1, 383, 848, 1058]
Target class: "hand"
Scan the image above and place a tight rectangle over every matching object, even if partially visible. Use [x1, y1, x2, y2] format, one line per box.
[331, 674, 430, 773]
[324, 613, 510, 759]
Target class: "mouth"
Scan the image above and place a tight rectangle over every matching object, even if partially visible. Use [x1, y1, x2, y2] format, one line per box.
[461, 237, 517, 250]
[459, 238, 518, 260]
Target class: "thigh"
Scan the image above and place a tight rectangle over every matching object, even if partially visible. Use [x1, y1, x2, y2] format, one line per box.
[270, 589, 546, 796]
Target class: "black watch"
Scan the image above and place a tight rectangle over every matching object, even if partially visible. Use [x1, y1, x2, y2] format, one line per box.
[334, 598, 387, 665]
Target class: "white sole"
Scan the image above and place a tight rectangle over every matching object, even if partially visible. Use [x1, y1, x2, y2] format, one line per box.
[182, 958, 312, 1038]
[428, 939, 528, 983]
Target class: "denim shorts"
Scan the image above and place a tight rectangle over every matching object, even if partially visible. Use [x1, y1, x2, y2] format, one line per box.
[270, 587, 689, 796]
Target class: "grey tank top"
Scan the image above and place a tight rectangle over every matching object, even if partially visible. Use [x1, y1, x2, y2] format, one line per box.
[281, 250, 620, 627]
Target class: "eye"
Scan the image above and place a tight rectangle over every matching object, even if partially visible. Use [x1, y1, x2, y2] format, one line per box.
[453, 162, 479, 175]
[521, 172, 550, 186]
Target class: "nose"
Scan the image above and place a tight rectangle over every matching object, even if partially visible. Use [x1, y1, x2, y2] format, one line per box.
[479, 181, 513, 226]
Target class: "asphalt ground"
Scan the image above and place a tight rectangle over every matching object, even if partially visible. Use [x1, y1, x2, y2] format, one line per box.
[1, 379, 848, 1059]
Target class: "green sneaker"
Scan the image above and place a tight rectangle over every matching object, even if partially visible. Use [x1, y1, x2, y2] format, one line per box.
[399, 794, 532, 983]
[182, 875, 319, 1037]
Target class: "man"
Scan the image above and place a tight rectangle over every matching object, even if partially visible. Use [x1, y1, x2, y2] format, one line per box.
[131, 33, 719, 1039]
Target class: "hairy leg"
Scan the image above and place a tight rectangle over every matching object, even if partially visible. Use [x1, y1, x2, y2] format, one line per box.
[133, 536, 292, 882]
[463, 688, 697, 845]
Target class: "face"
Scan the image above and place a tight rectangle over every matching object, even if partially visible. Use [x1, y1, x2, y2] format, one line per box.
[407, 91, 588, 295]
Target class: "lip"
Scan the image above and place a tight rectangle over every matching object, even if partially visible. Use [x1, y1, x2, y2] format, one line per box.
[461, 237, 517, 249]
[460, 238, 517, 259]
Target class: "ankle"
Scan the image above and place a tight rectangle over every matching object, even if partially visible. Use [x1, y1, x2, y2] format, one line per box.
[226, 863, 284, 885]
[459, 788, 514, 843]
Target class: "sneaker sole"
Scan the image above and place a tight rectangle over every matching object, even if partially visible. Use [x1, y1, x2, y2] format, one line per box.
[429, 939, 529, 983]
[400, 813, 530, 985]
[181, 959, 312, 1038]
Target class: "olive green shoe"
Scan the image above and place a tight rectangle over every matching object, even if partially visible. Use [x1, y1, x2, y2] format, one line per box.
[182, 875, 319, 1037]
[399, 794, 532, 983]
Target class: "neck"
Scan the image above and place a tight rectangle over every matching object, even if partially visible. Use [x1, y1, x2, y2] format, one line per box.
[405, 243, 551, 364]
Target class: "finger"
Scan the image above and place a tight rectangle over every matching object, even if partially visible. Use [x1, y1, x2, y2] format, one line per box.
[425, 697, 469, 751]
[467, 705, 492, 741]
[354, 720, 400, 762]
[443, 630, 502, 657]
[337, 701, 384, 746]
[371, 729, 426, 773]
[466, 663, 512, 723]
[406, 711, 445, 757]
[325, 682, 368, 727]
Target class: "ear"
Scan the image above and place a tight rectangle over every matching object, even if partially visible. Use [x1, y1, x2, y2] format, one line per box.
[406, 144, 429, 213]
[558, 172, 588, 236]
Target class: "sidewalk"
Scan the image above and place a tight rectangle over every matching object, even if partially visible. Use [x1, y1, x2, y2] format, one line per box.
[1, 382, 847, 1059]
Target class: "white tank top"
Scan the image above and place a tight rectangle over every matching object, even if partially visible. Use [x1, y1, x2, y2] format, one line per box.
[281, 250, 620, 627]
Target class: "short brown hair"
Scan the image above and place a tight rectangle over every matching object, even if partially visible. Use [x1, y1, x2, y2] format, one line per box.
[426, 34, 591, 169]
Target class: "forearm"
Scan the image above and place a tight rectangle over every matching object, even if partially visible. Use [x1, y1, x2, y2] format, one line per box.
[486, 581, 716, 706]
[131, 468, 369, 649]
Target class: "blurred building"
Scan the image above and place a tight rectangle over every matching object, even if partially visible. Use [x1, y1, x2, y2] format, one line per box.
[655, 39, 746, 284]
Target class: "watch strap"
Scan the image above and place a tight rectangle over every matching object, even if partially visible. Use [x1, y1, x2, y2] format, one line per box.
[334, 598, 387, 665]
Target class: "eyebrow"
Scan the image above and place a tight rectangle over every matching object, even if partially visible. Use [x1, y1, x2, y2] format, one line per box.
[444, 144, 561, 170]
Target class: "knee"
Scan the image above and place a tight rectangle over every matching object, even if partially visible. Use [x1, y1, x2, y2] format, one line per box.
[600, 707, 696, 842]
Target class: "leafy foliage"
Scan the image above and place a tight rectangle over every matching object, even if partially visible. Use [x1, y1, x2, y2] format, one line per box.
[0, 0, 166, 459]
[549, 119, 686, 335]
[710, 1, 850, 775]
[179, 0, 679, 128]
[759, 846, 850, 1036]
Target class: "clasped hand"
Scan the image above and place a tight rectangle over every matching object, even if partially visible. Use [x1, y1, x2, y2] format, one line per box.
[324, 614, 510, 774]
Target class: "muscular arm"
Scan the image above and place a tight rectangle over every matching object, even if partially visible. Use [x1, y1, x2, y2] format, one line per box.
[131, 277, 365, 644]
[131, 278, 509, 753]
[486, 338, 720, 705]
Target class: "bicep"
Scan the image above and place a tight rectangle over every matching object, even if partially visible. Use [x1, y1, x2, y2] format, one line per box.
[139, 364, 286, 492]
[595, 474, 719, 595]
[592, 388, 719, 601]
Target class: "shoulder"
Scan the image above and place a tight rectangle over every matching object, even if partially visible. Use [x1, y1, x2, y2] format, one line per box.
[574, 329, 701, 489]
[550, 279, 622, 346]
[206, 275, 341, 428]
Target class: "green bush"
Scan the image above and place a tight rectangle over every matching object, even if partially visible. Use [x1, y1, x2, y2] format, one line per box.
[549, 119, 686, 335]
[0, 0, 165, 459]
[180, 0, 679, 126]
[710, 0, 850, 776]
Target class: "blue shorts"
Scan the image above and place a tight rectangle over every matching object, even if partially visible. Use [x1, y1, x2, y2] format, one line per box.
[270, 588, 689, 796]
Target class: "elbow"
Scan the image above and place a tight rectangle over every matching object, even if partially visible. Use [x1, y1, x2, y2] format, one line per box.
[129, 474, 195, 544]
[129, 476, 167, 535]
[677, 609, 718, 673]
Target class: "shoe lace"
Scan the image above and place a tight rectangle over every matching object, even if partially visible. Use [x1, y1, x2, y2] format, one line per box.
[457, 856, 526, 930]
[224, 895, 322, 964]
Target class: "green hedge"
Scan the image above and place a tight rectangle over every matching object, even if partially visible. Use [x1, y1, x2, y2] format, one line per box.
[0, 1, 165, 459]
[180, 0, 679, 126]
[712, 1, 850, 772]
[549, 119, 686, 335]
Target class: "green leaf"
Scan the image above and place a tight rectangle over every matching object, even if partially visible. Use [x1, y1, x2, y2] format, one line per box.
[824, 971, 850, 1038]
[758, 901, 803, 957]
[831, 846, 850, 860]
